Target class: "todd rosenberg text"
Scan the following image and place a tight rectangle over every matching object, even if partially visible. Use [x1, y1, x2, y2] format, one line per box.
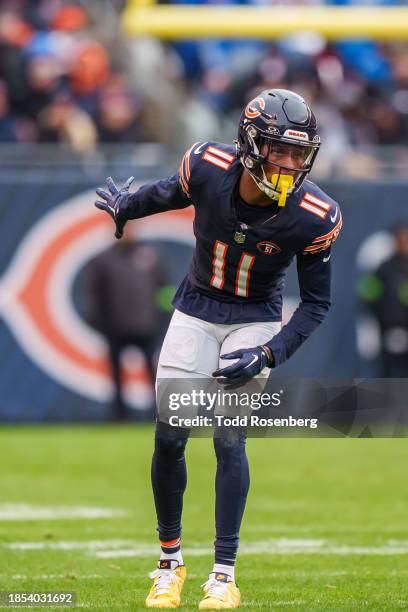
[168, 415, 319, 429]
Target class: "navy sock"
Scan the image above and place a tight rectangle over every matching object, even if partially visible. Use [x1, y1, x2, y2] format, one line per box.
[213, 427, 249, 565]
[151, 422, 189, 543]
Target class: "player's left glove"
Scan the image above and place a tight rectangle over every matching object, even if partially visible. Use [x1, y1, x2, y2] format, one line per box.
[95, 176, 135, 239]
[212, 345, 274, 381]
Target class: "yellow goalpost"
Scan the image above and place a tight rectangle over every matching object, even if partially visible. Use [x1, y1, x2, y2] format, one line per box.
[122, 2, 408, 41]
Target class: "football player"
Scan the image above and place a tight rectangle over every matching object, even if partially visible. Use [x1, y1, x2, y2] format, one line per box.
[95, 89, 342, 609]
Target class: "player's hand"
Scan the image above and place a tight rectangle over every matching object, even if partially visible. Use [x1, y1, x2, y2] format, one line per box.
[212, 346, 272, 381]
[95, 176, 135, 239]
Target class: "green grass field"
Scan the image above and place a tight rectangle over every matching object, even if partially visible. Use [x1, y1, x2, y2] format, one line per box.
[0, 426, 407, 611]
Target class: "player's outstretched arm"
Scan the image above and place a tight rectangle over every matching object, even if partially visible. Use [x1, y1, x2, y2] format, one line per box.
[95, 176, 135, 239]
[95, 163, 195, 238]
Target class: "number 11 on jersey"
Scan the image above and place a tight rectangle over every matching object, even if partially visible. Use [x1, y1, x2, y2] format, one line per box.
[210, 240, 255, 298]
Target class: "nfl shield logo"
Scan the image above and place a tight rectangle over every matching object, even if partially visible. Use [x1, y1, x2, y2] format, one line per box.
[234, 231, 246, 244]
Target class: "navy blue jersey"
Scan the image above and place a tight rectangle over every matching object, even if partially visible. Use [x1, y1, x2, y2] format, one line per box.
[125, 141, 343, 366]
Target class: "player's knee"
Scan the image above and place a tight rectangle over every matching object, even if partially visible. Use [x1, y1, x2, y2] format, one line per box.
[213, 429, 247, 463]
[154, 422, 189, 460]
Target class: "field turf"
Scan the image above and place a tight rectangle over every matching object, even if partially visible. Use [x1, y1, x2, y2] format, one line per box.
[0, 426, 407, 610]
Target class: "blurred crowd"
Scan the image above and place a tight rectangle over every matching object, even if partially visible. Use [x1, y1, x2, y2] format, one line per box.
[0, 0, 153, 151]
[1, 0, 408, 175]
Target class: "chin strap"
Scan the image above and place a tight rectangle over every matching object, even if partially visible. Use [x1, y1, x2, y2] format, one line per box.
[247, 167, 294, 206]
[248, 171, 278, 200]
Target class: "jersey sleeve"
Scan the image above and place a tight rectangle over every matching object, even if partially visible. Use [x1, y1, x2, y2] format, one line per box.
[265, 206, 343, 367]
[178, 142, 197, 200]
[302, 208, 343, 256]
[125, 143, 203, 220]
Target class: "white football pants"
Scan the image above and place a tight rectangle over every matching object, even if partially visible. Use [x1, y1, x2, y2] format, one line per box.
[156, 309, 281, 380]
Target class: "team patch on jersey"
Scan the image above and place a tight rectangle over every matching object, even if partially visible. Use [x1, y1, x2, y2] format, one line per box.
[256, 240, 281, 255]
[303, 215, 343, 254]
[299, 192, 332, 219]
[202, 146, 234, 171]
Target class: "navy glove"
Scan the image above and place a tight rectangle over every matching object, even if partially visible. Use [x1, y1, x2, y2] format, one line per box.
[212, 345, 273, 381]
[95, 176, 135, 239]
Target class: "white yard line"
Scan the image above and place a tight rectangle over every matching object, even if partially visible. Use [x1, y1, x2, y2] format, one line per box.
[4, 538, 408, 557]
[5, 539, 134, 551]
[96, 547, 173, 558]
[9, 573, 199, 580]
[2, 570, 402, 580]
[0, 504, 127, 521]
[95, 545, 408, 558]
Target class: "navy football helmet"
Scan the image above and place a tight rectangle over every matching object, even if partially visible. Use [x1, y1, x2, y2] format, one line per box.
[237, 89, 320, 202]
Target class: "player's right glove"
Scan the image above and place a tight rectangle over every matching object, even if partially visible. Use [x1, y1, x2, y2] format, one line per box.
[95, 176, 135, 239]
[212, 345, 274, 381]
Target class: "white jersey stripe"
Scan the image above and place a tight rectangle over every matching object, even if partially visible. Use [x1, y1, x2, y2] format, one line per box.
[300, 201, 327, 219]
[207, 146, 235, 162]
[303, 192, 332, 211]
[203, 152, 231, 171]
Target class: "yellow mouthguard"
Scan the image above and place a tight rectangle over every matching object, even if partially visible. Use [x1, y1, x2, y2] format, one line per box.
[271, 174, 294, 207]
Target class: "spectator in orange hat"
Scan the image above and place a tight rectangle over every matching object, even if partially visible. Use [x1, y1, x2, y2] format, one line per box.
[70, 42, 110, 96]
[52, 4, 88, 32]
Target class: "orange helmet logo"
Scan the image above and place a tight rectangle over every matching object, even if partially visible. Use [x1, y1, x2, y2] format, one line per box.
[245, 96, 265, 119]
